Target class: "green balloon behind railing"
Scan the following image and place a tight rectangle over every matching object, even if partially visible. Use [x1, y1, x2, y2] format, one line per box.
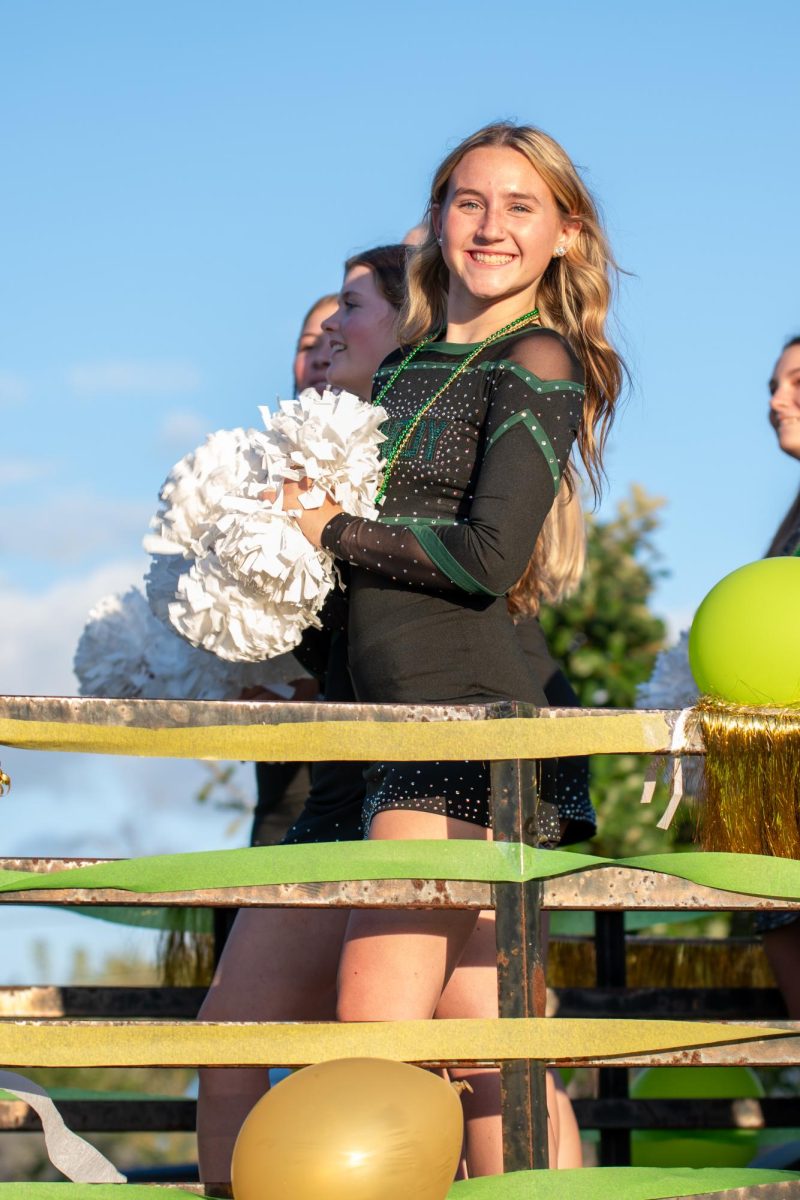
[630, 1065, 765, 1169]
[688, 558, 800, 705]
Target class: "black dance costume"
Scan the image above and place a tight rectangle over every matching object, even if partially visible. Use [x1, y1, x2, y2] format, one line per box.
[275, 616, 595, 846]
[321, 327, 585, 832]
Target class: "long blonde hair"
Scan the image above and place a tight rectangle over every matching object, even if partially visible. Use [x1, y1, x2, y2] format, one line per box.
[398, 122, 625, 500]
[507, 465, 586, 617]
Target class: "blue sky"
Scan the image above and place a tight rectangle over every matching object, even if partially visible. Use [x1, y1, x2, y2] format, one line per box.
[1, 0, 799, 979]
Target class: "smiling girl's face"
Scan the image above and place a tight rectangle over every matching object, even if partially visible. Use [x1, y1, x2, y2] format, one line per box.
[769, 343, 800, 462]
[293, 297, 337, 394]
[324, 265, 398, 401]
[434, 144, 578, 322]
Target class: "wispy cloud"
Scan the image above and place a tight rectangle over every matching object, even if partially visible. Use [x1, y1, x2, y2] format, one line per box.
[0, 488, 151, 564]
[0, 458, 55, 487]
[0, 372, 31, 406]
[0, 558, 143, 695]
[157, 407, 213, 452]
[67, 360, 203, 398]
[0, 560, 246, 861]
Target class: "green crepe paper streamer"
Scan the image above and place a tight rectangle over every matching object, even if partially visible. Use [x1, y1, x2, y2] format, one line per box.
[448, 1167, 800, 1198]
[0, 1088, 181, 1103]
[550, 910, 722, 936]
[0, 1168, 798, 1200]
[2, 842, 800, 900]
[0, 1191, 194, 1200]
[55, 905, 214, 934]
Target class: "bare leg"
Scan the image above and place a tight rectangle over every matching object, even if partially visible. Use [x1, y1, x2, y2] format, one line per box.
[552, 1071, 582, 1167]
[763, 919, 800, 1018]
[197, 906, 350, 1183]
[436, 912, 563, 1173]
[336, 810, 489, 1023]
[435, 915, 508, 1176]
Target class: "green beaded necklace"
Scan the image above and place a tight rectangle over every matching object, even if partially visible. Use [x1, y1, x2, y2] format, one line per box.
[372, 307, 540, 503]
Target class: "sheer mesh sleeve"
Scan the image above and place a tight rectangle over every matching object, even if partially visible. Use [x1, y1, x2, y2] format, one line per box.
[321, 330, 584, 595]
[504, 328, 584, 385]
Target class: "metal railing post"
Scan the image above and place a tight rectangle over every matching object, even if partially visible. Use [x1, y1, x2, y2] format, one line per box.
[491, 748, 549, 1170]
[595, 910, 630, 1164]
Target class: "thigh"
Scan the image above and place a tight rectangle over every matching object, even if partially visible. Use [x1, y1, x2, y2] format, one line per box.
[337, 810, 488, 1021]
[436, 908, 550, 1020]
[200, 905, 351, 1022]
[436, 913, 498, 1019]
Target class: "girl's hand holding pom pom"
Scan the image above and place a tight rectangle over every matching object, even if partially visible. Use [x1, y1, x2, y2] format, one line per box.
[279, 479, 343, 548]
[143, 388, 382, 661]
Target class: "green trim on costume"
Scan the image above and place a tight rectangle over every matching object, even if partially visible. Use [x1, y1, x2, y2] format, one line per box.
[489, 358, 585, 396]
[484, 409, 561, 495]
[373, 361, 469, 377]
[377, 515, 460, 527]
[410, 525, 503, 596]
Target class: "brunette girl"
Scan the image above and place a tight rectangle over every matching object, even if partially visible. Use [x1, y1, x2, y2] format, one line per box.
[758, 336, 800, 1015]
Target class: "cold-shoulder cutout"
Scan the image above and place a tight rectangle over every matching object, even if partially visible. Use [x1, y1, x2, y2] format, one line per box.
[503, 329, 584, 385]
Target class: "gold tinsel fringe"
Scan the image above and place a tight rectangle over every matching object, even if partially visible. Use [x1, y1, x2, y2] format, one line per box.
[695, 696, 800, 856]
[547, 936, 774, 990]
[157, 929, 216, 987]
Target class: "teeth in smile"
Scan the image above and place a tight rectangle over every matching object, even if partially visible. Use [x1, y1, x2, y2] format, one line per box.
[471, 252, 514, 264]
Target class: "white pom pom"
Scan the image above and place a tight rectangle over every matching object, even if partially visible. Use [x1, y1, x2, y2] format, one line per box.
[74, 589, 159, 698]
[75, 586, 309, 699]
[144, 427, 276, 558]
[213, 502, 335, 612]
[636, 631, 699, 709]
[167, 553, 322, 662]
[143, 390, 385, 662]
[144, 552, 191, 626]
[261, 388, 387, 518]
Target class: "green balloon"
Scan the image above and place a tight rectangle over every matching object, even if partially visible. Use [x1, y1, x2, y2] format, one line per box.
[630, 1066, 764, 1169]
[631, 1066, 764, 1100]
[688, 558, 800, 705]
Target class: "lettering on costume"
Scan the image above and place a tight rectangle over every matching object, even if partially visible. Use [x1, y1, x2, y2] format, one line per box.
[381, 417, 450, 462]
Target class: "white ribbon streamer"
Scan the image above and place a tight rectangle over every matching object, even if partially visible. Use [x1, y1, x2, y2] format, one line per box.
[640, 755, 663, 807]
[656, 707, 693, 830]
[0, 1070, 125, 1182]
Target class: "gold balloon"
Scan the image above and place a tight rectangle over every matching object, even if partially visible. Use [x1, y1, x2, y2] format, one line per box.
[231, 1057, 464, 1200]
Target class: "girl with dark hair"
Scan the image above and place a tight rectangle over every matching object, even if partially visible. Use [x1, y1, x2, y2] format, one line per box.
[758, 335, 800, 1014]
[765, 336, 800, 558]
[198, 246, 431, 1183]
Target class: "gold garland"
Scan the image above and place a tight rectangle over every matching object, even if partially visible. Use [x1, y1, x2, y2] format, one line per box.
[547, 937, 775, 990]
[695, 696, 800, 856]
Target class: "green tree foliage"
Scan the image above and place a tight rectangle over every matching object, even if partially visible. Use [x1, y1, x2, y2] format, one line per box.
[539, 485, 680, 857]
